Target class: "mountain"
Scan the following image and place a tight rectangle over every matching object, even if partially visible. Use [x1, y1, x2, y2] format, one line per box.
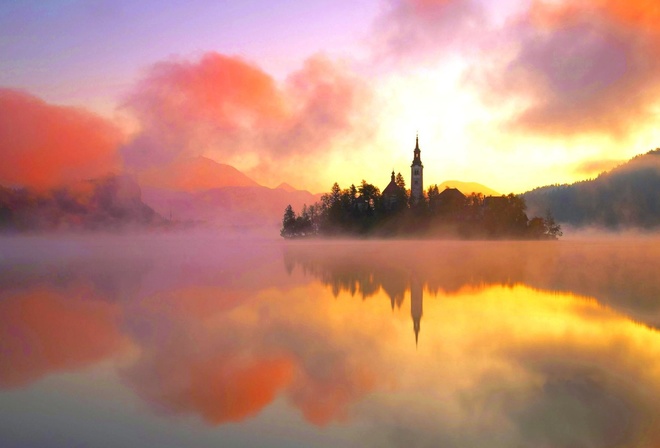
[135, 159, 321, 229]
[0, 175, 166, 232]
[141, 185, 321, 229]
[276, 182, 299, 193]
[437, 180, 500, 196]
[137, 156, 260, 192]
[524, 149, 660, 228]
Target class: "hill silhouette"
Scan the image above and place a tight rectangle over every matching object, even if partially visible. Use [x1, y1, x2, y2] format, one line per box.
[524, 149, 660, 228]
[276, 182, 300, 193]
[437, 180, 499, 196]
[137, 156, 260, 192]
[142, 185, 320, 229]
[133, 158, 320, 229]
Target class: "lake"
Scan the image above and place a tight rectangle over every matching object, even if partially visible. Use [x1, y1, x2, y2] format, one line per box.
[1, 235, 660, 447]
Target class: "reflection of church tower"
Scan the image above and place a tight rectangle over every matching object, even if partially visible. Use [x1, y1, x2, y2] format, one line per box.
[410, 134, 424, 204]
[411, 277, 423, 346]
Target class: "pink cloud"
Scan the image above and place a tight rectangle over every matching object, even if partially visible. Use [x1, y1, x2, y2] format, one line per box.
[371, 0, 485, 62]
[122, 52, 371, 187]
[0, 89, 123, 189]
[468, 0, 660, 136]
[0, 288, 123, 388]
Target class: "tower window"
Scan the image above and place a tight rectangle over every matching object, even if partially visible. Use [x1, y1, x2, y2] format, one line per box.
[414, 180, 419, 185]
[414, 169, 419, 175]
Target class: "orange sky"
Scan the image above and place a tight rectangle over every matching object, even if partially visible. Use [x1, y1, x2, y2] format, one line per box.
[1, 0, 659, 193]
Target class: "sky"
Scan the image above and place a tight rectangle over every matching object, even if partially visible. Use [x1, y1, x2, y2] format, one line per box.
[1, 0, 660, 194]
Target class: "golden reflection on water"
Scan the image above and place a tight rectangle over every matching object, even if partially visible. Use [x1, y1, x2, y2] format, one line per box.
[310, 281, 660, 446]
[2, 237, 660, 447]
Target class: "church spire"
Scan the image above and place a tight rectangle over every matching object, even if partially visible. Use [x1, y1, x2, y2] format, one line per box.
[410, 133, 424, 203]
[412, 134, 421, 163]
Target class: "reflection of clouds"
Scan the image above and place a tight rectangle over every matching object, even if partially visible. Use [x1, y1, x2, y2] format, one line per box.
[0, 287, 124, 388]
[121, 282, 391, 426]
[4, 237, 660, 446]
[121, 285, 296, 423]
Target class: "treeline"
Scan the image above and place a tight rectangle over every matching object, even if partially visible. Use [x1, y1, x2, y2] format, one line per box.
[281, 177, 561, 239]
[524, 148, 660, 228]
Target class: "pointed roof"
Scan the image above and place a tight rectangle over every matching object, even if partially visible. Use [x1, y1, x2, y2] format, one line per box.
[382, 171, 399, 197]
[412, 133, 422, 166]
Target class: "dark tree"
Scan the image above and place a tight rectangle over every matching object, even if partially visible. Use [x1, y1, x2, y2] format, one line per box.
[281, 204, 297, 238]
[543, 211, 563, 239]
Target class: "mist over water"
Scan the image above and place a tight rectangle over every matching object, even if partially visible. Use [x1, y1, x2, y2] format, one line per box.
[1, 234, 660, 447]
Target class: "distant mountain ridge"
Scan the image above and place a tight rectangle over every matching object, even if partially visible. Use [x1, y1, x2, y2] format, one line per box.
[0, 156, 322, 231]
[137, 156, 260, 192]
[276, 182, 299, 193]
[437, 180, 500, 197]
[524, 149, 660, 228]
[132, 157, 321, 229]
[141, 185, 321, 229]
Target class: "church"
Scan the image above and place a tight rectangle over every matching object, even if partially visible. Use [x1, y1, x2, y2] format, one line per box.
[381, 134, 465, 209]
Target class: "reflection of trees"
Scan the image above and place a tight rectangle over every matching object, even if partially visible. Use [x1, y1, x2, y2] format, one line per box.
[283, 242, 529, 302]
[283, 240, 660, 329]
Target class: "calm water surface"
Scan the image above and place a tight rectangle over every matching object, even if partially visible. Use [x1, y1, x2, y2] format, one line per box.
[1, 235, 660, 447]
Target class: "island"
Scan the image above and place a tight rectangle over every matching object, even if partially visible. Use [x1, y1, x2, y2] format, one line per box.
[281, 135, 562, 239]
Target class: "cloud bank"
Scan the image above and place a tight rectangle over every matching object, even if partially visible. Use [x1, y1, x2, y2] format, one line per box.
[468, 0, 660, 137]
[121, 52, 372, 189]
[0, 89, 123, 190]
[372, 0, 486, 62]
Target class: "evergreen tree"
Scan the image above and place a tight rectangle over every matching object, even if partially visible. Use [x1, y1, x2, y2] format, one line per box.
[394, 173, 409, 210]
[281, 204, 297, 238]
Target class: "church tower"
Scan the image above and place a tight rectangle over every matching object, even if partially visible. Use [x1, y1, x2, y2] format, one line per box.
[410, 134, 424, 204]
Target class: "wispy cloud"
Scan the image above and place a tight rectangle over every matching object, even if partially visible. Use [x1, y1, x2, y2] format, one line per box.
[121, 52, 373, 189]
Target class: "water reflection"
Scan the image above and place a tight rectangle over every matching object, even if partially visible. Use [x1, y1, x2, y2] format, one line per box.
[284, 239, 660, 329]
[1, 237, 660, 447]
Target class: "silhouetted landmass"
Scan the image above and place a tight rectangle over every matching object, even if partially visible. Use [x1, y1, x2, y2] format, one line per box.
[281, 178, 561, 239]
[436, 180, 500, 196]
[524, 148, 660, 228]
[135, 156, 261, 192]
[0, 175, 167, 232]
[142, 184, 321, 230]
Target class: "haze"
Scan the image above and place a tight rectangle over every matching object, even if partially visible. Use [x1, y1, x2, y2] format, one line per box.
[2, 235, 660, 447]
[3, 1, 660, 446]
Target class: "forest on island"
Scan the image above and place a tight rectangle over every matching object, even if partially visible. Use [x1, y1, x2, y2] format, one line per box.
[281, 176, 562, 239]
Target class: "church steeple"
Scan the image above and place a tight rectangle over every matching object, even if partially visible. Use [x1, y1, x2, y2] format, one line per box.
[413, 133, 421, 163]
[411, 276, 423, 347]
[410, 134, 424, 203]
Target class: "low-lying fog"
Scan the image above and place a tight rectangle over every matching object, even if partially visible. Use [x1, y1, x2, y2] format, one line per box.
[2, 233, 660, 447]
